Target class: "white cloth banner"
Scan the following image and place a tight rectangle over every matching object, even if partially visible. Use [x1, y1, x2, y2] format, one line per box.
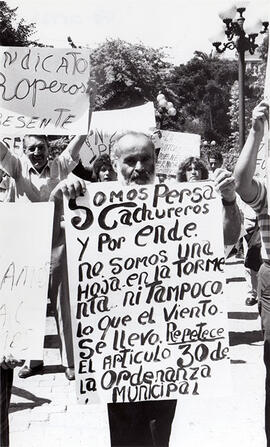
[0, 202, 53, 360]
[65, 181, 230, 404]
[0, 47, 90, 135]
[90, 102, 156, 133]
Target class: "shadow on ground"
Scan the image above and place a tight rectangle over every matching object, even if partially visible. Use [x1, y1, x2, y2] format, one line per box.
[228, 312, 259, 320]
[44, 334, 60, 349]
[10, 386, 51, 413]
[17, 364, 65, 376]
[230, 359, 246, 364]
[229, 330, 263, 346]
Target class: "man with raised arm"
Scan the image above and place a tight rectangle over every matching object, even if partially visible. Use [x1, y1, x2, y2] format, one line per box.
[234, 100, 270, 445]
[0, 134, 85, 202]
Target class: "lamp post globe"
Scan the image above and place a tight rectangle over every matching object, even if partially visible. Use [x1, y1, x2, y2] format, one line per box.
[211, 4, 269, 149]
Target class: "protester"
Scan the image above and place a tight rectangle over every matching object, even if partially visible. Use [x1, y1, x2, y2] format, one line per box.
[234, 100, 270, 445]
[106, 131, 175, 446]
[208, 149, 223, 173]
[47, 131, 241, 447]
[0, 135, 86, 202]
[93, 154, 117, 182]
[104, 131, 241, 447]
[0, 134, 86, 380]
[177, 156, 209, 182]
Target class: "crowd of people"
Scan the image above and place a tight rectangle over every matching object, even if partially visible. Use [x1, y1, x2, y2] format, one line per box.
[0, 98, 269, 447]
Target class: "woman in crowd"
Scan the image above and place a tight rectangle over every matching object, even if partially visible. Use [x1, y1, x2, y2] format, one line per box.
[177, 155, 240, 247]
[93, 154, 117, 182]
[177, 156, 209, 182]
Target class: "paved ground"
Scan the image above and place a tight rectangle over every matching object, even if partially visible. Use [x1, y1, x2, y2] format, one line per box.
[9, 258, 266, 447]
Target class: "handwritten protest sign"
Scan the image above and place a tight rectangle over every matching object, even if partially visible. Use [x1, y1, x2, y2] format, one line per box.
[0, 47, 90, 135]
[79, 103, 156, 167]
[155, 131, 201, 176]
[0, 202, 53, 360]
[255, 139, 267, 178]
[65, 181, 230, 404]
[80, 130, 119, 167]
[1, 136, 23, 157]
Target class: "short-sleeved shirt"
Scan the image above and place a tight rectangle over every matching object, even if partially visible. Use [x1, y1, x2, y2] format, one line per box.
[247, 177, 270, 260]
[0, 147, 78, 202]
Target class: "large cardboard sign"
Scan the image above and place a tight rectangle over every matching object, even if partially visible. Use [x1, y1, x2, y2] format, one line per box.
[80, 103, 156, 167]
[155, 131, 201, 176]
[0, 47, 90, 135]
[0, 202, 54, 360]
[90, 102, 155, 133]
[65, 181, 230, 404]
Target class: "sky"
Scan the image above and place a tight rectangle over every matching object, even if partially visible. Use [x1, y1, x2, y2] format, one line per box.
[6, 0, 269, 64]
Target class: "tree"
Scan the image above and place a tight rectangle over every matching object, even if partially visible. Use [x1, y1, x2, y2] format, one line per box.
[90, 39, 173, 111]
[258, 34, 269, 62]
[169, 54, 238, 142]
[0, 1, 37, 46]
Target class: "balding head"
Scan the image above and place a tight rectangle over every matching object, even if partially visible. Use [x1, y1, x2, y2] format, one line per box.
[111, 132, 155, 185]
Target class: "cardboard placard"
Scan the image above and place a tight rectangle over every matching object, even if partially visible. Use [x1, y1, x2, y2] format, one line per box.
[1, 136, 23, 157]
[155, 131, 201, 176]
[0, 47, 90, 135]
[80, 129, 118, 167]
[90, 102, 156, 133]
[65, 181, 230, 404]
[0, 202, 54, 360]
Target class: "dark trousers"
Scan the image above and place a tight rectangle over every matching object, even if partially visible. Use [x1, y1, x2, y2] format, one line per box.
[108, 400, 177, 447]
[258, 262, 270, 447]
[0, 368, 13, 447]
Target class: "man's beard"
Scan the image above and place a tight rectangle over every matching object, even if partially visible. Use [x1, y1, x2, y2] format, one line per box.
[127, 169, 153, 185]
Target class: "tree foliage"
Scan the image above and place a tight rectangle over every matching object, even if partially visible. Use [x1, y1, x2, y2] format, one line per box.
[169, 53, 239, 142]
[90, 39, 173, 110]
[88, 41, 242, 137]
[0, 1, 37, 46]
[258, 34, 269, 62]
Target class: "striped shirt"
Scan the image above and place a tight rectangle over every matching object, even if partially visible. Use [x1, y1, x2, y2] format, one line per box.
[248, 178, 270, 260]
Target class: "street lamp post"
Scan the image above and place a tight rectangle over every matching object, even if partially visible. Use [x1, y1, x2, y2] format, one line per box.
[209, 3, 269, 150]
